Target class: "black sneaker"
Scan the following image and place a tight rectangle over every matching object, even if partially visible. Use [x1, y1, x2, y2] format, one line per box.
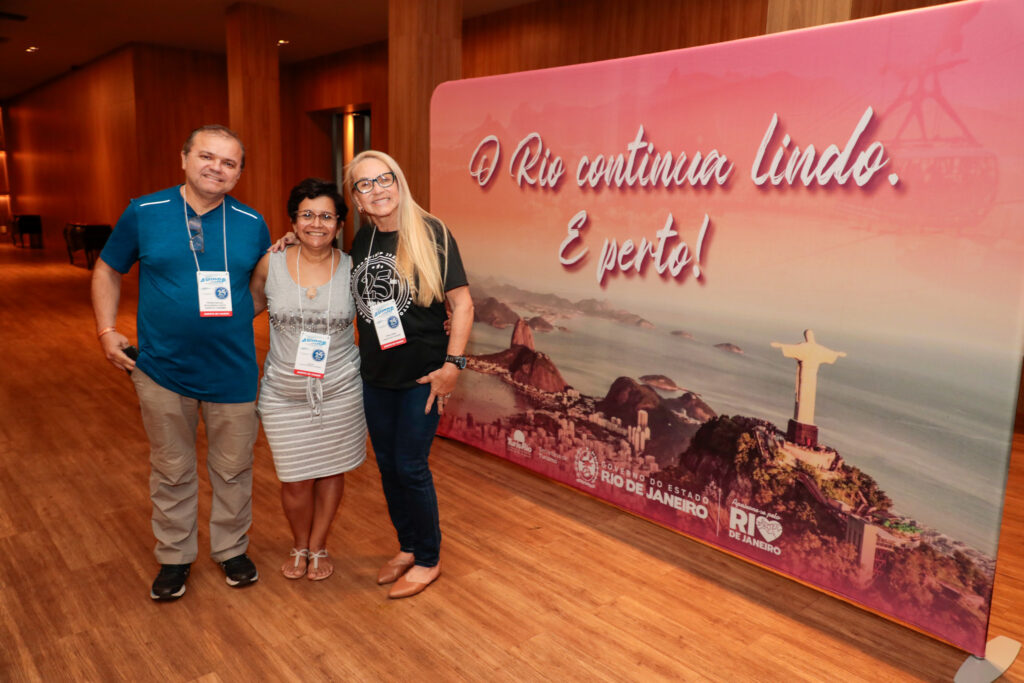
[150, 563, 190, 601]
[220, 553, 259, 587]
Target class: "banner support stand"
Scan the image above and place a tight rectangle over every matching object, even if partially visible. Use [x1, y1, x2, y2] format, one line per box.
[955, 636, 1021, 683]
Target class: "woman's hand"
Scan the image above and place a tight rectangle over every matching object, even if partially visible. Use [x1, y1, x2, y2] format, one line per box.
[418, 285, 474, 414]
[416, 363, 460, 414]
[268, 231, 298, 253]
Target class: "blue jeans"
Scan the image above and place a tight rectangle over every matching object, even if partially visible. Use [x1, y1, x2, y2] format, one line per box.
[362, 381, 441, 567]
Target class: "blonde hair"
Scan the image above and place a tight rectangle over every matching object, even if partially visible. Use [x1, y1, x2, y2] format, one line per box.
[345, 150, 449, 307]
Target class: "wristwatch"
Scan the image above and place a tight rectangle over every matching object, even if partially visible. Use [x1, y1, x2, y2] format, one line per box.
[445, 354, 467, 370]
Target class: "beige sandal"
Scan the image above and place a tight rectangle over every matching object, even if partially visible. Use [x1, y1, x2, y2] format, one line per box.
[308, 549, 333, 581]
[282, 548, 309, 579]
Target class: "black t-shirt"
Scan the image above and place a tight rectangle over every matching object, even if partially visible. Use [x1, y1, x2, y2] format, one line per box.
[349, 219, 468, 389]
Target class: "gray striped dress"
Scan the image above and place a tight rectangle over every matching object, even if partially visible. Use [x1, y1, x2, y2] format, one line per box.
[258, 249, 366, 482]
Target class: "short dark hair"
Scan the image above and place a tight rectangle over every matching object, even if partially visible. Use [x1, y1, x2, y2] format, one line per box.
[182, 125, 246, 168]
[287, 177, 348, 222]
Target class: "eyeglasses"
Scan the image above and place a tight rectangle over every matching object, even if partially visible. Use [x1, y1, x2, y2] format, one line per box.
[297, 210, 339, 225]
[352, 172, 396, 194]
[188, 216, 204, 253]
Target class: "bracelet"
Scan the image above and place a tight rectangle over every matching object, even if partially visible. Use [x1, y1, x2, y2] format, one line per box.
[97, 326, 117, 339]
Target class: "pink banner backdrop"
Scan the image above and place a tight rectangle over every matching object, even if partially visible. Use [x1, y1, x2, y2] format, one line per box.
[430, 0, 1024, 655]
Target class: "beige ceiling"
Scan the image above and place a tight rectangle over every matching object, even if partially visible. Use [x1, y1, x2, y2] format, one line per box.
[0, 0, 530, 102]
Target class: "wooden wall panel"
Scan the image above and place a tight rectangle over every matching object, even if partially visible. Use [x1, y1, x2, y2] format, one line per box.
[766, 0, 854, 32]
[5, 43, 231, 250]
[462, 0, 957, 78]
[4, 48, 138, 248]
[389, 0, 462, 206]
[227, 3, 284, 236]
[462, 0, 770, 79]
[850, 0, 956, 19]
[766, 0, 954, 32]
[131, 45, 228, 197]
[279, 41, 388, 197]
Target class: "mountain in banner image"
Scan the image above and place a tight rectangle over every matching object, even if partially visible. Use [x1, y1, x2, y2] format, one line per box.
[470, 279, 654, 328]
[597, 376, 709, 468]
[474, 296, 520, 328]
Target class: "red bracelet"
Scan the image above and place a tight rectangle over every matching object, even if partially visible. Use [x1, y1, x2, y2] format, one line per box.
[97, 326, 117, 339]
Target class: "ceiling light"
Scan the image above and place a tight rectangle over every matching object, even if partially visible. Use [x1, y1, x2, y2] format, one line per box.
[25, 46, 38, 52]
[276, 39, 289, 47]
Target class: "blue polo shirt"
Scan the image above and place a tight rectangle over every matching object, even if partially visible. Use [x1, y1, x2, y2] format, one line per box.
[100, 185, 272, 403]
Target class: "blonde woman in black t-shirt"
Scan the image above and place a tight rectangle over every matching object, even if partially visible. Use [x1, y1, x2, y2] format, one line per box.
[345, 150, 473, 598]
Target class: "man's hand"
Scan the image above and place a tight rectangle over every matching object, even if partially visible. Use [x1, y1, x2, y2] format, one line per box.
[92, 259, 134, 372]
[99, 330, 136, 372]
[443, 299, 452, 334]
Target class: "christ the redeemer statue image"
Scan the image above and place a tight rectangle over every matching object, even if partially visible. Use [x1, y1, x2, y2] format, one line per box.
[771, 329, 846, 448]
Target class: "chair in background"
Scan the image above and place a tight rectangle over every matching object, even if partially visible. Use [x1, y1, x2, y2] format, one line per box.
[11, 214, 43, 249]
[63, 223, 112, 269]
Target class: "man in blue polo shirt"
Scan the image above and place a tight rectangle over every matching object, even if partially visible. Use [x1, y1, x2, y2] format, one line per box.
[92, 125, 271, 601]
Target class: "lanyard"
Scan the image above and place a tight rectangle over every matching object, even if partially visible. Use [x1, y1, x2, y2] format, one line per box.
[182, 190, 228, 273]
[363, 225, 406, 295]
[363, 225, 379, 292]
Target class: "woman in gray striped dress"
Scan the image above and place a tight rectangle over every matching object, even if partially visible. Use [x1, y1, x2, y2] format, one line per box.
[250, 178, 366, 581]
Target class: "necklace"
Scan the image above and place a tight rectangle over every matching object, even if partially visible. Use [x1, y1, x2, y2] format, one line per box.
[297, 245, 335, 307]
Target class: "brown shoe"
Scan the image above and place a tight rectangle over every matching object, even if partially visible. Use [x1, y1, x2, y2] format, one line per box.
[388, 564, 440, 599]
[377, 552, 415, 585]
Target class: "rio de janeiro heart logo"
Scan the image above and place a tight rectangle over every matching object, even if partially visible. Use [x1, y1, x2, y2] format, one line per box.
[756, 516, 783, 542]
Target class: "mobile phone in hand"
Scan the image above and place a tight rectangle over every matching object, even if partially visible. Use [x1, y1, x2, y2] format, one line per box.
[123, 345, 139, 373]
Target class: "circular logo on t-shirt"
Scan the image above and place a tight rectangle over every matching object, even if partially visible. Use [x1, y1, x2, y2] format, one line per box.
[215, 287, 229, 299]
[387, 315, 399, 329]
[312, 349, 325, 362]
[351, 250, 411, 324]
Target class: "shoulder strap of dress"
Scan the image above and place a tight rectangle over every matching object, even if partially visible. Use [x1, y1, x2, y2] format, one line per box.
[267, 248, 289, 288]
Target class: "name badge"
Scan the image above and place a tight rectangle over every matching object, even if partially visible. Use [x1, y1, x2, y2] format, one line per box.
[196, 271, 233, 317]
[371, 299, 407, 350]
[294, 330, 331, 378]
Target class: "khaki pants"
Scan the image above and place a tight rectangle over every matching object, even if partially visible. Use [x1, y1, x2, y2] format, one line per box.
[132, 369, 259, 564]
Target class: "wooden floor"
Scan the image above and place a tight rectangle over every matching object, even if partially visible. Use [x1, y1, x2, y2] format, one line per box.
[1, 242, 1022, 682]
